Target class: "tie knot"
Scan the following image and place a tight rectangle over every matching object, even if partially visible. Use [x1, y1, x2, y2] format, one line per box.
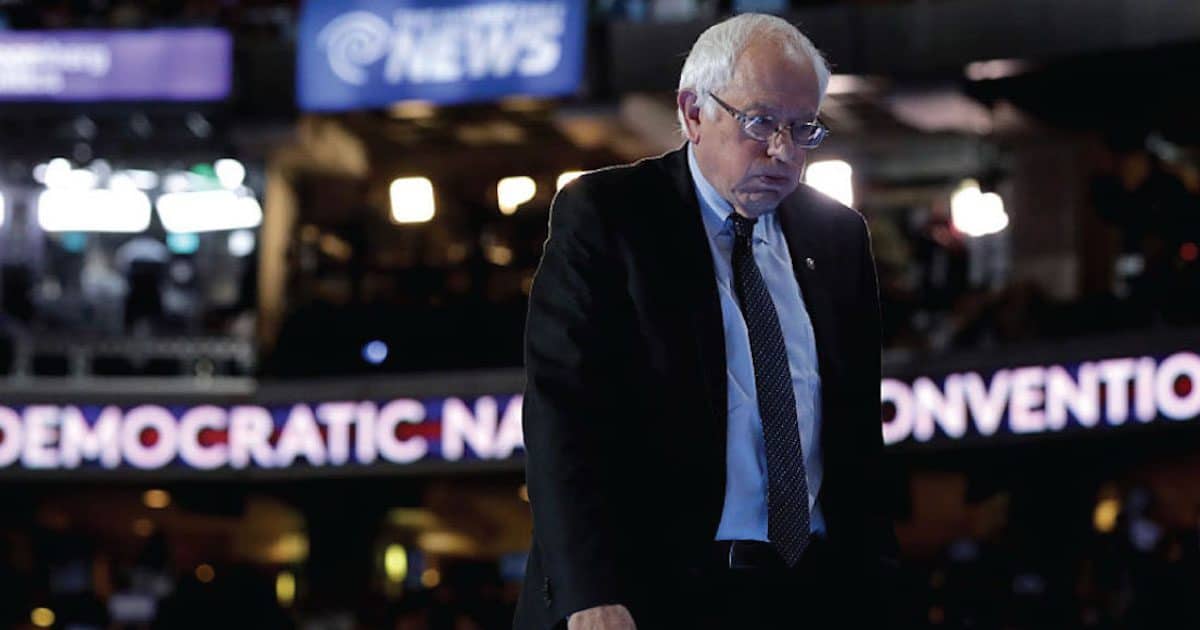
[730, 213, 757, 242]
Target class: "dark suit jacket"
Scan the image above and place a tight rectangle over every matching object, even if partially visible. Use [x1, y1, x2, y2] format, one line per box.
[515, 143, 899, 629]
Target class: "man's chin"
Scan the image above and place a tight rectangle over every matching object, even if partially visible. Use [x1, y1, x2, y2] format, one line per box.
[737, 189, 786, 213]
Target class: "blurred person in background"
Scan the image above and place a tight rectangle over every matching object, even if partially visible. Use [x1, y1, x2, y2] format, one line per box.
[517, 13, 898, 630]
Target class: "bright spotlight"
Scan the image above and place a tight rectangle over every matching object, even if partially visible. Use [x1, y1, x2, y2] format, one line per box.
[156, 190, 263, 233]
[804, 160, 853, 208]
[38, 189, 152, 233]
[384, 544, 408, 582]
[390, 177, 435, 223]
[556, 171, 584, 191]
[497, 176, 536, 215]
[951, 179, 1009, 237]
[227, 229, 256, 257]
[276, 571, 296, 607]
[214, 158, 246, 190]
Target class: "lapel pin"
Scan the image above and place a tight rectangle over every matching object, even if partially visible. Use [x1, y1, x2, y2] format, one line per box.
[805, 257, 815, 270]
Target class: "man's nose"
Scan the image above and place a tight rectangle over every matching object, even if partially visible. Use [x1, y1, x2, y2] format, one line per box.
[767, 129, 801, 165]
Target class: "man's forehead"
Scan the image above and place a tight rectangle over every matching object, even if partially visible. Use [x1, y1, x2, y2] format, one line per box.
[742, 98, 818, 119]
[726, 49, 821, 117]
[720, 87, 818, 120]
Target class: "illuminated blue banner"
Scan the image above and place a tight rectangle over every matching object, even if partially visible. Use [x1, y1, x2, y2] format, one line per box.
[297, 0, 586, 111]
[0, 29, 231, 102]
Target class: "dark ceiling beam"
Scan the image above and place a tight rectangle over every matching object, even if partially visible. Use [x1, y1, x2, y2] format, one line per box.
[607, 0, 1200, 92]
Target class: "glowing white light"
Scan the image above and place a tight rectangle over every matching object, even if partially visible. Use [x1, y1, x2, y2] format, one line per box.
[227, 229, 256, 257]
[804, 160, 854, 208]
[214, 158, 246, 190]
[109, 173, 138, 192]
[556, 171, 584, 191]
[38, 189, 152, 233]
[67, 168, 98, 190]
[156, 190, 263, 233]
[43, 158, 73, 189]
[389, 177, 435, 224]
[123, 169, 160, 190]
[951, 179, 1009, 237]
[363, 340, 388, 365]
[826, 74, 869, 96]
[965, 59, 1027, 81]
[498, 176, 536, 215]
[0, 191, 5, 228]
[163, 172, 191, 194]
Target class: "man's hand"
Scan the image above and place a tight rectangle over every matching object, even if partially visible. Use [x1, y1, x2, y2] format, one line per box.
[567, 604, 637, 630]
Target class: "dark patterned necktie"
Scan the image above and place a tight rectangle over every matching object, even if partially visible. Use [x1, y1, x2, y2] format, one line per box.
[729, 212, 811, 568]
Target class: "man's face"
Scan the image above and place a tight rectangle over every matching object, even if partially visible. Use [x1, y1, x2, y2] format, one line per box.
[681, 39, 821, 218]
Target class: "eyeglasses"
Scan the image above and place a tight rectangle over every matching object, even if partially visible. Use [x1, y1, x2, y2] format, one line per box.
[707, 92, 829, 149]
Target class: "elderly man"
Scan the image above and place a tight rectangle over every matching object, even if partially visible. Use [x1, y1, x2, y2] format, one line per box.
[516, 13, 899, 630]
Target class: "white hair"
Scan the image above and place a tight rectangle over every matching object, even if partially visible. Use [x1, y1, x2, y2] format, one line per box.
[676, 13, 831, 139]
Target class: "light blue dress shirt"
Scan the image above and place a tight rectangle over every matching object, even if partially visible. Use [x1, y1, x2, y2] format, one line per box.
[687, 143, 826, 541]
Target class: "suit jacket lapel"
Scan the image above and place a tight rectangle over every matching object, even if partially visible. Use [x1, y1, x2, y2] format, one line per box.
[659, 144, 728, 436]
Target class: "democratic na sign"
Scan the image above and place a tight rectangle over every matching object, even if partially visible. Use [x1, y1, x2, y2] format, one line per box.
[297, 0, 586, 110]
[0, 396, 524, 472]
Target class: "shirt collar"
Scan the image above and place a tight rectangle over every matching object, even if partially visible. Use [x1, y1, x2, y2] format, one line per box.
[686, 142, 772, 244]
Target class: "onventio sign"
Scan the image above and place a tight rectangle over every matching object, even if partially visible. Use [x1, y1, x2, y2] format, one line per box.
[297, 0, 585, 110]
[0, 29, 231, 102]
[0, 396, 523, 471]
[882, 351, 1200, 446]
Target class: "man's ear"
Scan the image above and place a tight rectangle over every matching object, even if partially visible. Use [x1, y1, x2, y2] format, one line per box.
[677, 89, 702, 143]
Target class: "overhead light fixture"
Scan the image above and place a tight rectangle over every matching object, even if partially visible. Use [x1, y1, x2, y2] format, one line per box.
[119, 169, 160, 191]
[43, 157, 72, 188]
[156, 190, 263, 233]
[163, 172, 190, 194]
[214, 158, 246, 190]
[362, 340, 388, 365]
[421, 568, 440, 588]
[951, 179, 1009, 237]
[384, 544, 408, 582]
[826, 74, 874, 96]
[497, 176, 536, 215]
[276, 572, 296, 607]
[1093, 497, 1120, 533]
[485, 243, 514, 266]
[804, 160, 854, 208]
[143, 489, 171, 509]
[389, 100, 436, 119]
[965, 58, 1029, 81]
[166, 232, 200, 255]
[390, 177, 435, 224]
[227, 229, 256, 257]
[195, 563, 215, 583]
[30, 608, 55, 629]
[38, 189, 152, 233]
[556, 171, 584, 191]
[0, 191, 5, 228]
